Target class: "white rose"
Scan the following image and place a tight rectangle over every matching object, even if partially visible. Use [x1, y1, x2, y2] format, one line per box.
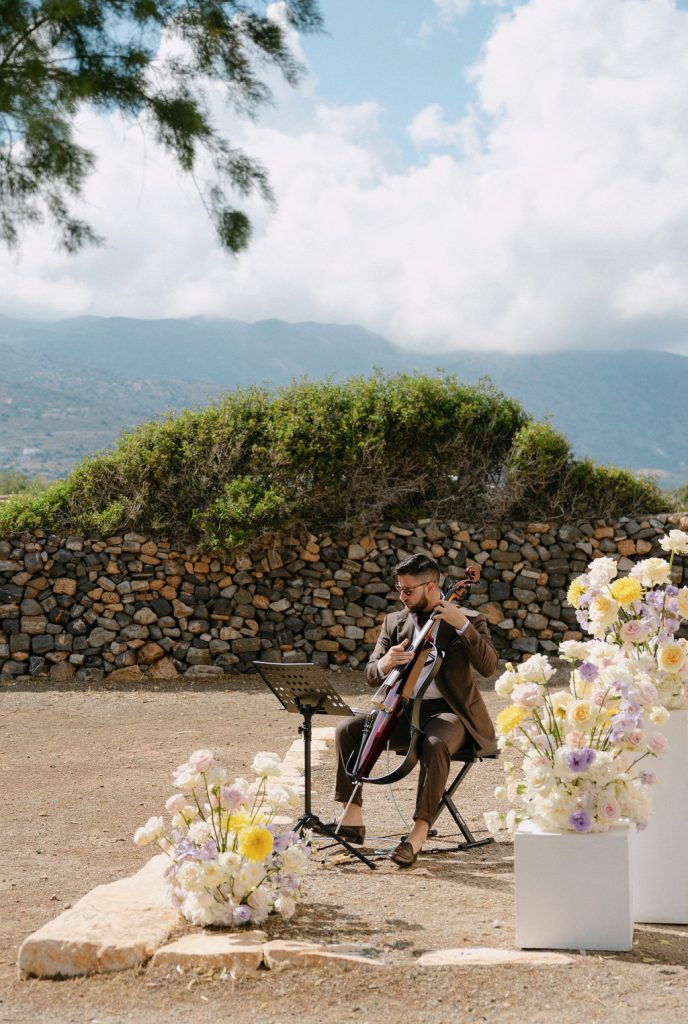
[589, 595, 620, 630]
[649, 705, 670, 726]
[252, 751, 283, 777]
[631, 558, 672, 588]
[483, 811, 502, 835]
[549, 690, 573, 718]
[187, 820, 211, 845]
[559, 640, 592, 662]
[165, 793, 187, 814]
[657, 641, 687, 675]
[133, 815, 165, 846]
[173, 766, 202, 792]
[518, 653, 555, 683]
[587, 556, 619, 586]
[495, 669, 517, 697]
[525, 763, 555, 795]
[176, 861, 207, 892]
[660, 530, 688, 555]
[565, 699, 596, 729]
[275, 893, 296, 919]
[217, 851, 242, 877]
[199, 861, 226, 889]
[280, 844, 310, 874]
[247, 886, 271, 912]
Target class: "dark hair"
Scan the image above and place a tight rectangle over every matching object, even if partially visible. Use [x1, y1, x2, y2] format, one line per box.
[393, 554, 440, 582]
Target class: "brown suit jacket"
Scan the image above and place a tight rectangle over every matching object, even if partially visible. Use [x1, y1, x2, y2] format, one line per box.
[364, 609, 499, 756]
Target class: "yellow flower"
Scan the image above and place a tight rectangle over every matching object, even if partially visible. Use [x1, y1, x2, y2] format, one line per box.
[567, 577, 585, 609]
[677, 587, 688, 619]
[227, 810, 251, 833]
[238, 825, 274, 862]
[496, 705, 529, 735]
[609, 577, 643, 609]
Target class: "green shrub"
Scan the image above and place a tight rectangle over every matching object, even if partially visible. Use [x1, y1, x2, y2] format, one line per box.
[0, 372, 669, 551]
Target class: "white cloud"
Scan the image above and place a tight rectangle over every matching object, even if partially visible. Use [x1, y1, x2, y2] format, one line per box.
[433, 0, 473, 20]
[3, 0, 688, 357]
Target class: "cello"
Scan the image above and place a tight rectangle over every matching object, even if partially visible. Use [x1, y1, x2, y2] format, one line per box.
[346, 566, 480, 788]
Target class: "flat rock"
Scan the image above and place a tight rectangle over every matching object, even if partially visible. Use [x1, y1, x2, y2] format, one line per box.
[263, 939, 383, 970]
[151, 931, 266, 975]
[18, 855, 180, 978]
[416, 947, 573, 966]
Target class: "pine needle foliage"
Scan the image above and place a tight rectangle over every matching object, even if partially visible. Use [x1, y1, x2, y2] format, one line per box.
[0, 0, 322, 251]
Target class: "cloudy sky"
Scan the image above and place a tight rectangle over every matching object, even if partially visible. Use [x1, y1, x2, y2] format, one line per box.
[2, 0, 688, 355]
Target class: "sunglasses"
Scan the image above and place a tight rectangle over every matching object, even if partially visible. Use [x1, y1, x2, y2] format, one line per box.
[395, 580, 432, 596]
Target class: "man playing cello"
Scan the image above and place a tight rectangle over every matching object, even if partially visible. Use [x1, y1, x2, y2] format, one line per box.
[320, 554, 498, 866]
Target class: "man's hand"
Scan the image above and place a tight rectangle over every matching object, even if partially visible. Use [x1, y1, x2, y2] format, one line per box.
[432, 599, 469, 631]
[379, 638, 414, 676]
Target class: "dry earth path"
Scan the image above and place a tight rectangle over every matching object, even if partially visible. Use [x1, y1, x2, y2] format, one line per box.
[1, 672, 687, 1023]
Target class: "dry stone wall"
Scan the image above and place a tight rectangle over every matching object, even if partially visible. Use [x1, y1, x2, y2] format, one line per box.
[1, 513, 686, 684]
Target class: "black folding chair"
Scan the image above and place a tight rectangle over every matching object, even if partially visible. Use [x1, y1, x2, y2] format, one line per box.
[429, 743, 499, 851]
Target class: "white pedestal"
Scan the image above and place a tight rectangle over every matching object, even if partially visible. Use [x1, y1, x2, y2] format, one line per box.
[632, 709, 688, 924]
[515, 819, 633, 951]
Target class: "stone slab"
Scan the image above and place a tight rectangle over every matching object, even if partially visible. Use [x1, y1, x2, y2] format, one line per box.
[263, 940, 383, 970]
[18, 855, 180, 978]
[416, 947, 573, 966]
[151, 931, 266, 975]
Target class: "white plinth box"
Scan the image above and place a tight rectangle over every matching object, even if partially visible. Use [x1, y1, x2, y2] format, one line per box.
[515, 820, 633, 952]
[632, 709, 688, 924]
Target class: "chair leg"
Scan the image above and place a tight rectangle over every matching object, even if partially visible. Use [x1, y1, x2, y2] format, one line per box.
[431, 759, 494, 851]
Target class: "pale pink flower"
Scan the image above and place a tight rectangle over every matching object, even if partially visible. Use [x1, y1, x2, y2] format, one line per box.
[619, 619, 650, 644]
[648, 734, 668, 756]
[188, 749, 215, 772]
[512, 682, 542, 709]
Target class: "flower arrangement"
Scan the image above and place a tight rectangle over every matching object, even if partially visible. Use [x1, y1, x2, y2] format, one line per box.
[486, 648, 666, 835]
[134, 749, 310, 927]
[567, 529, 688, 708]
[486, 528, 688, 837]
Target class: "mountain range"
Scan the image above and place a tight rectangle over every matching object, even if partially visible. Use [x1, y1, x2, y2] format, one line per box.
[0, 314, 685, 487]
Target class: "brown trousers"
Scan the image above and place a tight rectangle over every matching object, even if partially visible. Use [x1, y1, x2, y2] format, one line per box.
[334, 699, 467, 825]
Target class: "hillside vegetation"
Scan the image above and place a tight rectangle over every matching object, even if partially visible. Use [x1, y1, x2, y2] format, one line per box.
[0, 374, 669, 551]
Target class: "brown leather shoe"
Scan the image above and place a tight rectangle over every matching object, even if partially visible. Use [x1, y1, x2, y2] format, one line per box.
[390, 840, 419, 867]
[312, 821, 366, 844]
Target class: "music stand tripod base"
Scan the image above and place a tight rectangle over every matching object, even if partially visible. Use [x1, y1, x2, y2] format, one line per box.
[254, 661, 377, 870]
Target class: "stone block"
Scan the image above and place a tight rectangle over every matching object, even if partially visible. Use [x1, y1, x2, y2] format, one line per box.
[416, 948, 572, 966]
[49, 661, 75, 683]
[151, 931, 266, 975]
[21, 615, 48, 636]
[53, 578, 77, 596]
[137, 642, 165, 664]
[108, 664, 145, 683]
[18, 855, 180, 978]
[262, 940, 382, 970]
[147, 657, 180, 680]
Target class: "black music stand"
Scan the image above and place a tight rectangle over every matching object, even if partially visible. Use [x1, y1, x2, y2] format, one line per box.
[253, 661, 377, 870]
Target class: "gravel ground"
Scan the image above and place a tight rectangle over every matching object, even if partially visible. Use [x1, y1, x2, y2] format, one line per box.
[1, 671, 688, 1024]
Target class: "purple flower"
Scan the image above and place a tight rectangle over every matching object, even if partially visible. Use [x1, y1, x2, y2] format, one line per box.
[273, 831, 297, 853]
[666, 585, 679, 598]
[233, 904, 253, 925]
[566, 747, 596, 772]
[569, 810, 591, 833]
[640, 772, 657, 786]
[578, 662, 598, 682]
